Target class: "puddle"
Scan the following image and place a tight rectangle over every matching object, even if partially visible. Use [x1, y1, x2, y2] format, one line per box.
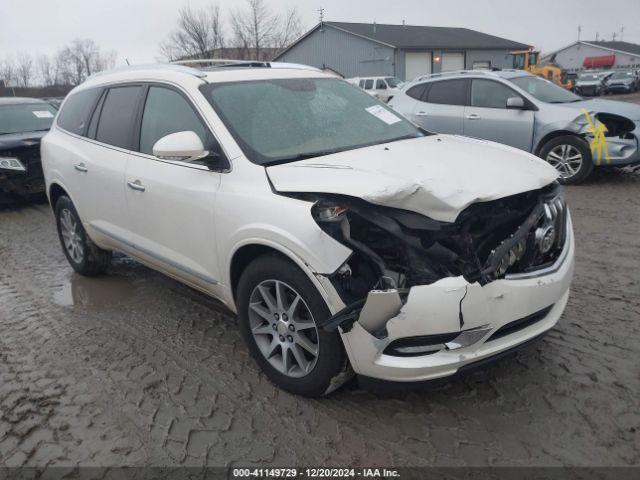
[53, 272, 138, 308]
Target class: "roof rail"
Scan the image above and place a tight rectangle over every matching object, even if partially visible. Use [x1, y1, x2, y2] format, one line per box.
[412, 69, 500, 83]
[171, 59, 322, 73]
[88, 63, 207, 80]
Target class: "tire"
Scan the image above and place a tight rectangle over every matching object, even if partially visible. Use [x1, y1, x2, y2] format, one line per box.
[55, 195, 111, 276]
[237, 254, 351, 397]
[538, 135, 594, 185]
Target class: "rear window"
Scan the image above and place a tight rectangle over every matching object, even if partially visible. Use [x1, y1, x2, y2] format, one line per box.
[406, 83, 428, 100]
[95, 86, 142, 149]
[57, 88, 101, 135]
[363, 79, 373, 90]
[426, 79, 467, 106]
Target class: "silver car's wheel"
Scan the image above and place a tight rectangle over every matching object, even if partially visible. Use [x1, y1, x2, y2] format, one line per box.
[248, 279, 319, 378]
[546, 144, 583, 179]
[59, 208, 85, 263]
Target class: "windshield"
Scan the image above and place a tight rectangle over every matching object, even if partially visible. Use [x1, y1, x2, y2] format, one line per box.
[510, 75, 582, 103]
[202, 77, 423, 165]
[0, 103, 56, 135]
[578, 74, 600, 81]
[384, 77, 402, 88]
[611, 72, 632, 79]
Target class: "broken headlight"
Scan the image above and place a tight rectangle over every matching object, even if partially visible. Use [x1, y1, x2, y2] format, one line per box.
[0, 157, 26, 172]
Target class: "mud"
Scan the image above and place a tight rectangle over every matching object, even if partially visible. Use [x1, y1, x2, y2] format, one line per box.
[1, 105, 640, 468]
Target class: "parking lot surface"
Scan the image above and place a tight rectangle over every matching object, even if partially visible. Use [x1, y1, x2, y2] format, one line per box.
[1, 95, 639, 468]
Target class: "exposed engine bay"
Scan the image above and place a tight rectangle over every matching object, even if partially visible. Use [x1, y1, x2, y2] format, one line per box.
[299, 183, 568, 333]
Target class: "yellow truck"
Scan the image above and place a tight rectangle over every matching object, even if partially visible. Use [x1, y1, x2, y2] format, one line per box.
[511, 49, 574, 90]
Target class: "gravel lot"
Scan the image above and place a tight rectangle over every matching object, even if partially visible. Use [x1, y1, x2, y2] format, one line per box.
[1, 94, 639, 469]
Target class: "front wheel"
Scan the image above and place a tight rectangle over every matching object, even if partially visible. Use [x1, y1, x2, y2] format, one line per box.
[236, 254, 350, 396]
[55, 195, 111, 276]
[539, 135, 594, 185]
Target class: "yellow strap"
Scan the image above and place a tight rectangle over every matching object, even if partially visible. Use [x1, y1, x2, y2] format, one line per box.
[581, 109, 610, 165]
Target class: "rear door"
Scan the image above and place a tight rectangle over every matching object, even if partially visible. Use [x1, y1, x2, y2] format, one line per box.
[124, 84, 225, 291]
[464, 79, 534, 151]
[411, 79, 467, 134]
[67, 85, 143, 245]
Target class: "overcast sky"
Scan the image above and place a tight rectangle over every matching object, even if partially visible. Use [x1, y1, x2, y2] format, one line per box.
[1, 0, 639, 66]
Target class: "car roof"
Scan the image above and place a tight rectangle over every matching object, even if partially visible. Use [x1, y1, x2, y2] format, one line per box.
[410, 69, 531, 84]
[0, 97, 48, 106]
[75, 62, 335, 92]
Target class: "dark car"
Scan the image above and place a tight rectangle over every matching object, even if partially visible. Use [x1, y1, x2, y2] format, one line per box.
[0, 97, 57, 201]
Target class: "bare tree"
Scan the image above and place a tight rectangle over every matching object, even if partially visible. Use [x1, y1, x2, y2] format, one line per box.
[37, 54, 58, 86]
[55, 39, 116, 86]
[273, 7, 303, 51]
[15, 53, 34, 88]
[230, 0, 279, 61]
[1, 55, 15, 87]
[160, 4, 225, 61]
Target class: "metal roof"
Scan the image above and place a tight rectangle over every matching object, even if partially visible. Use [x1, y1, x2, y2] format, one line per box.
[584, 41, 640, 57]
[324, 21, 531, 50]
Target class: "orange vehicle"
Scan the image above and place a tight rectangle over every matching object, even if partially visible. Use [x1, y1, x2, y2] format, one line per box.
[511, 49, 574, 90]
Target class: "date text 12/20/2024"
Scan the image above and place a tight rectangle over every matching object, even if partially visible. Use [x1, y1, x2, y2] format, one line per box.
[232, 468, 401, 478]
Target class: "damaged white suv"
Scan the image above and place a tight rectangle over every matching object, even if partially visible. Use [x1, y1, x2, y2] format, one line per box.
[42, 63, 574, 396]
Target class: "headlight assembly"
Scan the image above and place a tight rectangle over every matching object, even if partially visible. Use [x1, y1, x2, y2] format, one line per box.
[0, 157, 26, 172]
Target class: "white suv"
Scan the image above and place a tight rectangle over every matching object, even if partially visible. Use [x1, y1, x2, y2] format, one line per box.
[42, 63, 574, 396]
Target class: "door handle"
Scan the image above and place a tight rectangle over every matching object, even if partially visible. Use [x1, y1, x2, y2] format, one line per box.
[415, 111, 428, 116]
[466, 113, 481, 120]
[74, 163, 88, 172]
[127, 180, 146, 192]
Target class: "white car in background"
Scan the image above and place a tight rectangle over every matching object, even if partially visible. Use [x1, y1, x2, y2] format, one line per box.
[346, 76, 404, 102]
[42, 63, 574, 396]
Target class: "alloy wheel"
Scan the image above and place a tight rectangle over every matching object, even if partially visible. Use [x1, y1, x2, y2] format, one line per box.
[546, 144, 583, 179]
[59, 208, 84, 263]
[248, 279, 319, 378]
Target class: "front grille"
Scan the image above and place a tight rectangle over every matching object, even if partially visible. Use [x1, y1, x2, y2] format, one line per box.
[485, 305, 553, 343]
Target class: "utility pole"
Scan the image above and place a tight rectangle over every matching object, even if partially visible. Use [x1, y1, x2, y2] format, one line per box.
[620, 25, 624, 41]
[318, 7, 324, 24]
[612, 32, 617, 41]
[578, 24, 581, 41]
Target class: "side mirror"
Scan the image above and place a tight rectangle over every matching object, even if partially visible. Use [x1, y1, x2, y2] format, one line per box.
[152, 131, 209, 162]
[506, 96, 525, 109]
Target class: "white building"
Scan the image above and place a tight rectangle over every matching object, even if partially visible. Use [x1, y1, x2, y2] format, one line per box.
[542, 41, 640, 72]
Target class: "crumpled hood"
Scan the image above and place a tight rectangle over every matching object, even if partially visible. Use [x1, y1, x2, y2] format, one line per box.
[560, 98, 640, 121]
[266, 135, 558, 222]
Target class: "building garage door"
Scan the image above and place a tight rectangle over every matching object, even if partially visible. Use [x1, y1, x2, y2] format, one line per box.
[441, 52, 465, 72]
[405, 52, 431, 81]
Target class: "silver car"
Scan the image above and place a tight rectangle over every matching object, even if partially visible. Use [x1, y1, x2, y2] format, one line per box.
[389, 70, 640, 183]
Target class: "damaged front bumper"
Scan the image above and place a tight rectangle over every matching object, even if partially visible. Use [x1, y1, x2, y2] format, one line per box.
[334, 214, 574, 383]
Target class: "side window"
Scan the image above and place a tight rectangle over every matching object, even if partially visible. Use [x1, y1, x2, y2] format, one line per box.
[95, 86, 142, 149]
[139, 86, 211, 157]
[471, 80, 518, 109]
[376, 79, 387, 89]
[364, 79, 373, 90]
[426, 79, 467, 106]
[359, 80, 365, 88]
[57, 88, 102, 135]
[406, 83, 428, 100]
